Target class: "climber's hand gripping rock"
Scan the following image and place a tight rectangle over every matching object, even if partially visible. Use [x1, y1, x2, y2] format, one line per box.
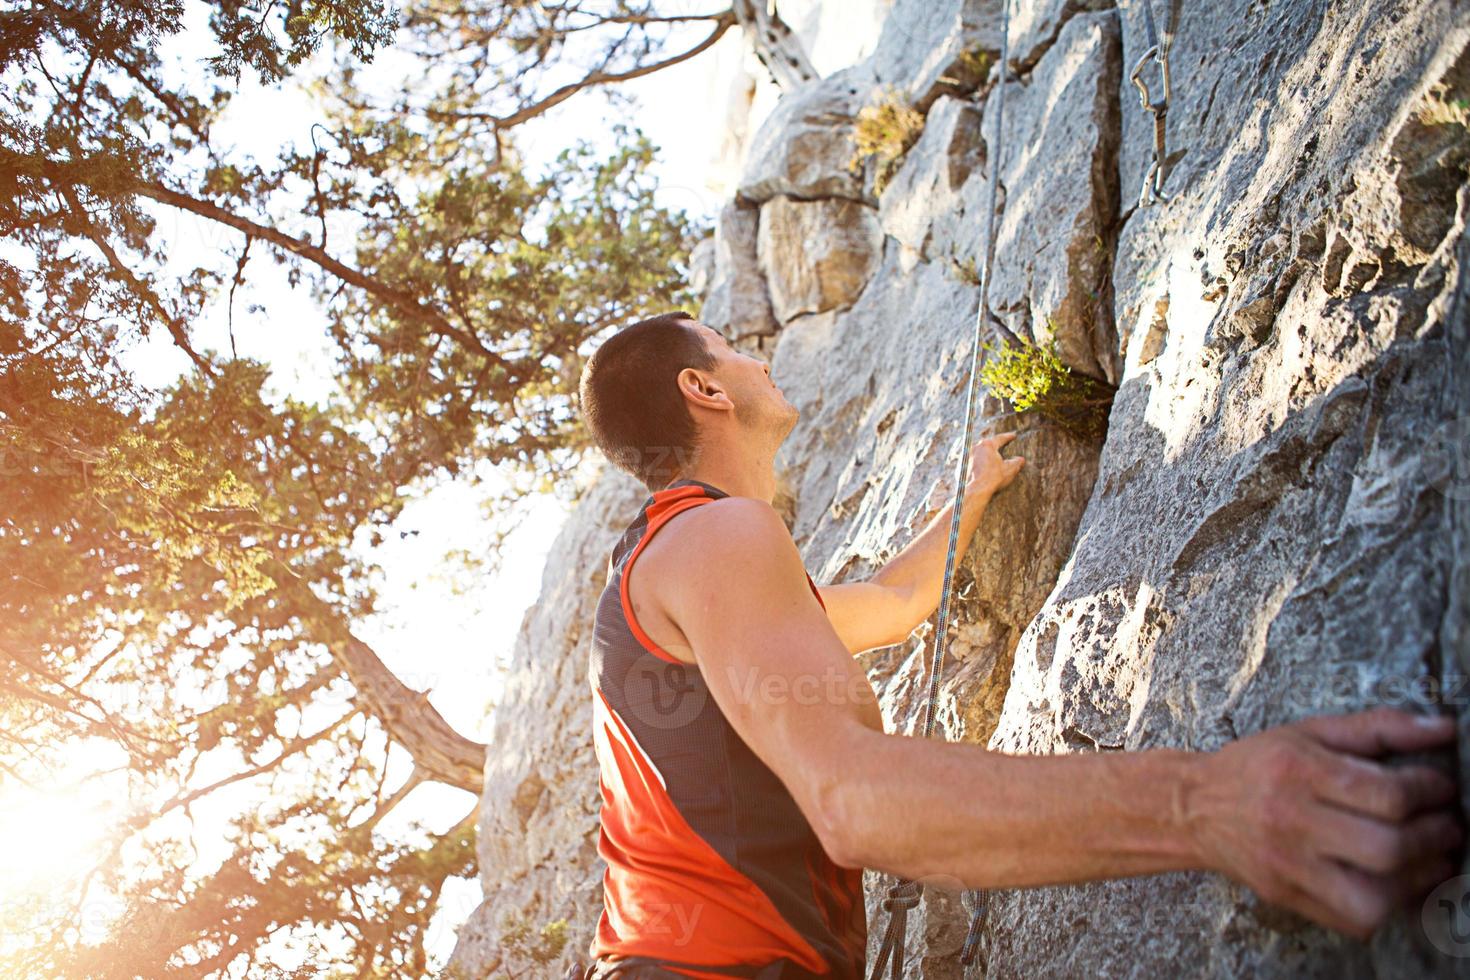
[1185, 707, 1461, 939]
[964, 431, 1026, 499]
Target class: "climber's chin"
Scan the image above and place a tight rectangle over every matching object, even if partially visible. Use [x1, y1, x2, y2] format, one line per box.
[732, 388, 796, 451]
[764, 382, 799, 423]
[774, 392, 799, 440]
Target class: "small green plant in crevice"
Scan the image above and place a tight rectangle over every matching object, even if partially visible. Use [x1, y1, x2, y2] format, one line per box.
[849, 86, 926, 196]
[949, 255, 982, 286]
[945, 43, 994, 90]
[979, 336, 1114, 440]
[937, 42, 995, 94]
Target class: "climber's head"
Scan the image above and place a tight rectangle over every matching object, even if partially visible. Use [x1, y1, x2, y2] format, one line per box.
[579, 311, 796, 492]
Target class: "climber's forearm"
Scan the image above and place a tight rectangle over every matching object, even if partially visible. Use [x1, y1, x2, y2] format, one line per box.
[826, 727, 1203, 888]
[817, 491, 992, 654]
[822, 709, 1463, 941]
[869, 484, 992, 634]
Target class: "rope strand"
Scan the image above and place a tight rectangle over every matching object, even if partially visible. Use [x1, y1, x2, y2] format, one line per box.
[868, 2, 1188, 971]
[868, 0, 1010, 971]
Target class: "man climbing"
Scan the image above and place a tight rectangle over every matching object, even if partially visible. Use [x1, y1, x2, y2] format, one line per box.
[571, 311, 1462, 980]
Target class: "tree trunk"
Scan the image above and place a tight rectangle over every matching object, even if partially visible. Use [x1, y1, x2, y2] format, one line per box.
[732, 0, 818, 90]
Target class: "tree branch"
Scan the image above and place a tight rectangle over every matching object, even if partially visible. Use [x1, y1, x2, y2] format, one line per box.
[132, 179, 515, 374]
[4, 148, 517, 377]
[262, 555, 488, 793]
[430, 11, 737, 130]
[57, 183, 217, 376]
[732, 0, 818, 90]
[156, 709, 358, 818]
[357, 762, 426, 835]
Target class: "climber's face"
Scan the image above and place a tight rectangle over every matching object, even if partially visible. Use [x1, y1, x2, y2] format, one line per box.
[687, 321, 798, 440]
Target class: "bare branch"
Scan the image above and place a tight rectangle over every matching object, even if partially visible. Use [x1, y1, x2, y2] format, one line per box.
[262, 555, 488, 793]
[132, 179, 516, 373]
[357, 762, 426, 835]
[56, 185, 217, 375]
[429, 11, 737, 131]
[157, 710, 358, 816]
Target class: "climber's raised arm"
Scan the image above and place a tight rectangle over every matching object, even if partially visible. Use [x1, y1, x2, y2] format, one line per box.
[655, 495, 1461, 942]
[817, 433, 1026, 655]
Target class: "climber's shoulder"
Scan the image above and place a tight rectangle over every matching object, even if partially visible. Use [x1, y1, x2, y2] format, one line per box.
[625, 495, 809, 668]
[636, 494, 808, 613]
[673, 493, 788, 540]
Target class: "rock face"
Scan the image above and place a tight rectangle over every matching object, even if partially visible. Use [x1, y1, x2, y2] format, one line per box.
[443, 469, 648, 980]
[739, 66, 878, 203]
[448, 0, 1470, 977]
[702, 200, 780, 347]
[758, 196, 885, 320]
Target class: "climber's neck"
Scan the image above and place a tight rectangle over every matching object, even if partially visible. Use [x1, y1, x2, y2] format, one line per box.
[675, 444, 779, 506]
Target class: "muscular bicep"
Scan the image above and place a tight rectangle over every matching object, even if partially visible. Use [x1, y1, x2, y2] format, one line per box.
[659, 498, 879, 854]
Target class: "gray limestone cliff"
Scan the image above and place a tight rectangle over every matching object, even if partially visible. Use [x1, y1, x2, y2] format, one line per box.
[447, 0, 1470, 975]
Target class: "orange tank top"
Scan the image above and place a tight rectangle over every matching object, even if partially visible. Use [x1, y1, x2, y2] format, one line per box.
[586, 479, 867, 979]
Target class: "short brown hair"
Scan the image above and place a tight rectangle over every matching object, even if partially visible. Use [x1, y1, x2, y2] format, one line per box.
[578, 311, 716, 492]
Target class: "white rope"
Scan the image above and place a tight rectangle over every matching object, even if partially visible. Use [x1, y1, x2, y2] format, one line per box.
[868, 0, 1012, 973]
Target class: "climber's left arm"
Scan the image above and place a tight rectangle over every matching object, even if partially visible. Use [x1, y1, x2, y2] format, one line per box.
[817, 433, 1025, 655]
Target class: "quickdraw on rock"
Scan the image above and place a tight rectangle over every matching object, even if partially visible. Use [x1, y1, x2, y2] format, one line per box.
[1130, 0, 1183, 207]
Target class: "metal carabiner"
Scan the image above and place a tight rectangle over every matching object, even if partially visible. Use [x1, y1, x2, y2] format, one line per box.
[1129, 0, 1175, 207]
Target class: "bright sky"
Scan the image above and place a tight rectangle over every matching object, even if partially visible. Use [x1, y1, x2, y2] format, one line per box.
[3, 3, 888, 973]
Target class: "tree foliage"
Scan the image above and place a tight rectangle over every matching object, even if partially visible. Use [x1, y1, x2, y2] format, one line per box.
[0, 0, 776, 974]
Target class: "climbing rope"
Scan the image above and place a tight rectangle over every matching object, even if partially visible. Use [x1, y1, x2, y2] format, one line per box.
[866, 0, 1012, 975]
[1130, 0, 1180, 207]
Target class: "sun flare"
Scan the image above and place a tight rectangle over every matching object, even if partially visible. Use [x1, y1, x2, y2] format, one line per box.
[0, 738, 129, 903]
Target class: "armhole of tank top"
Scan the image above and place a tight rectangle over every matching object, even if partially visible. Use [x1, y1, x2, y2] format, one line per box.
[805, 571, 826, 611]
[618, 496, 714, 667]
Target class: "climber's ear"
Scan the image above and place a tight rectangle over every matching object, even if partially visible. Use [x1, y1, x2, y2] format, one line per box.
[678, 364, 733, 414]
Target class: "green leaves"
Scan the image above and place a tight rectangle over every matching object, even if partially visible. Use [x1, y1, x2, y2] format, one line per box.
[850, 86, 925, 196]
[979, 336, 1114, 440]
[3, 1, 710, 974]
[207, 0, 397, 82]
[323, 126, 702, 489]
